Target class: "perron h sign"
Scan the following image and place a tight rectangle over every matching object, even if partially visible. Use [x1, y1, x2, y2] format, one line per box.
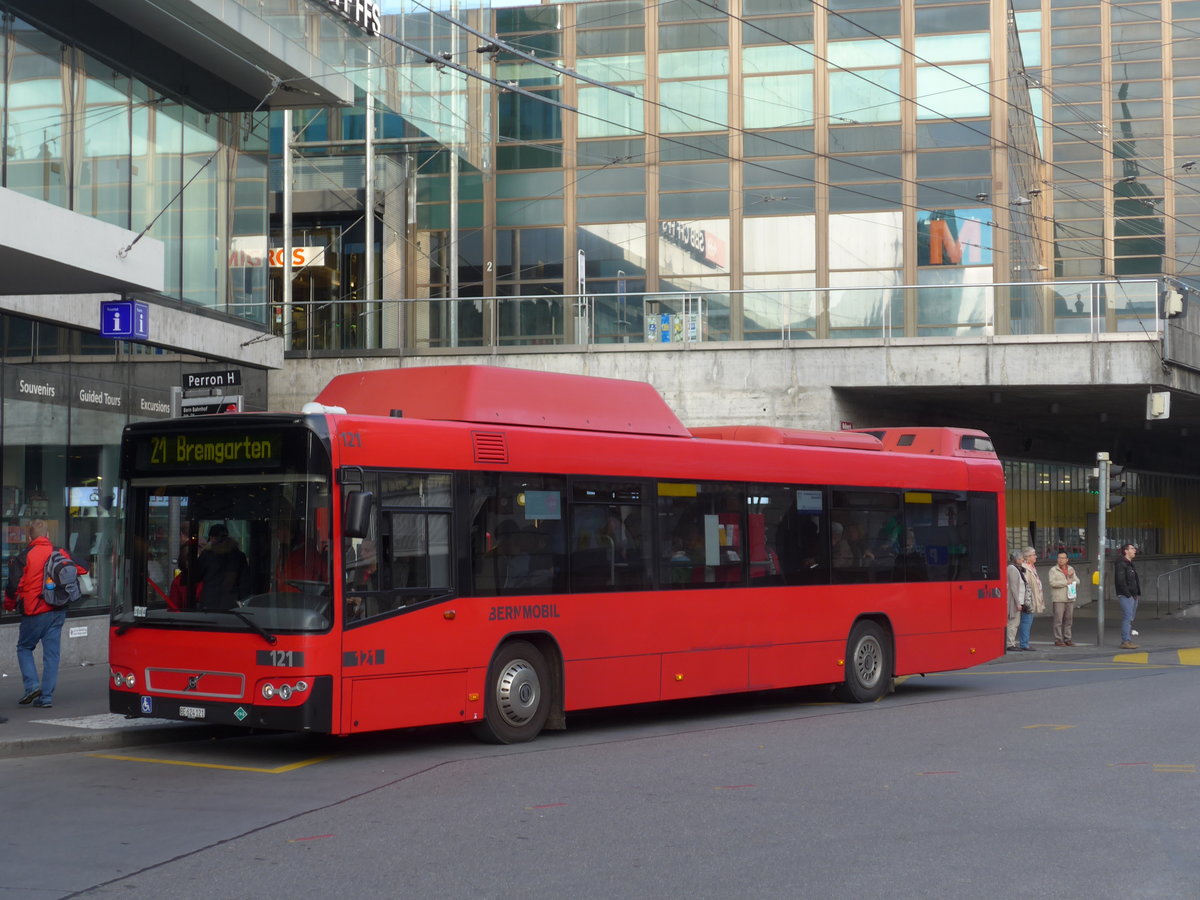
[100, 300, 150, 341]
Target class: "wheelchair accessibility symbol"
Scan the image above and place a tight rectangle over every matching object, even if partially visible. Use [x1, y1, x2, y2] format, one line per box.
[140, 696, 153, 714]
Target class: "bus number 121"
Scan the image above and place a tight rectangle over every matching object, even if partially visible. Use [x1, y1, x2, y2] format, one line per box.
[258, 649, 303, 667]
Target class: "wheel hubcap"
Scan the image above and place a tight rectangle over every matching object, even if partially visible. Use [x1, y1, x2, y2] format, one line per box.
[854, 637, 882, 688]
[496, 658, 540, 726]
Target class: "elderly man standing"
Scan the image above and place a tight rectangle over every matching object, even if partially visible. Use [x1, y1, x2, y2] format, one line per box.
[1005, 551, 1025, 651]
[1048, 550, 1080, 646]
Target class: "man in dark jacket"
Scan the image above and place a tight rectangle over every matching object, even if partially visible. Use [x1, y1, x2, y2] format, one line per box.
[1114, 543, 1141, 649]
[192, 523, 250, 611]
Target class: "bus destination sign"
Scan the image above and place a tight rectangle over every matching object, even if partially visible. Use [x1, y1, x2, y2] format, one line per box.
[140, 433, 281, 470]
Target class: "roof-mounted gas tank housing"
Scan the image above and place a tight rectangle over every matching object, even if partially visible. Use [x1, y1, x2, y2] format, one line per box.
[313, 365, 691, 437]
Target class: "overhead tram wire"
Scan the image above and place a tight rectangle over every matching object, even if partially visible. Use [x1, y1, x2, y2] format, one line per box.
[730, 0, 1200, 232]
[118, 77, 283, 260]
[419, 1, 1001, 192]
[707, 1, 1200, 264]
[368, 5, 1198, 286]
[313, 24, 1078, 300]
[376, 31, 578, 115]
[288, 12, 1180, 296]
[411, 10, 1078, 260]
[290, 7, 1176, 304]
[347, 3, 1127, 244]
[410, 0, 638, 100]
[721, 0, 1197, 223]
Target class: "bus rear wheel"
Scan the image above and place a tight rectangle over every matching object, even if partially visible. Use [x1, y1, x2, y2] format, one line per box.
[473, 641, 551, 744]
[835, 620, 892, 703]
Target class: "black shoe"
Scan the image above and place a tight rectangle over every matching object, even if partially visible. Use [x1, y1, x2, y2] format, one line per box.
[32, 701, 52, 709]
[18, 689, 40, 705]
[1021, 646, 1035, 651]
[0, 715, 7, 723]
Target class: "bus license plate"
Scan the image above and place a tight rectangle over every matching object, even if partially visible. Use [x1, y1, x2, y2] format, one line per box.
[179, 706, 206, 720]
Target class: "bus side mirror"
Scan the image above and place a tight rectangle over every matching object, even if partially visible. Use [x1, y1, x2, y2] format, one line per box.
[344, 491, 374, 538]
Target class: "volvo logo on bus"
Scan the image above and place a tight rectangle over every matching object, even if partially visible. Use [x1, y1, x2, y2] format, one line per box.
[184, 673, 204, 692]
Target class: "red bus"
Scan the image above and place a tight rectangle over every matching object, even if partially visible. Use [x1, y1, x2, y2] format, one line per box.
[110, 366, 1005, 743]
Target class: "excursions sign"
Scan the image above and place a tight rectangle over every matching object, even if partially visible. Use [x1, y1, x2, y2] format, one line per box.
[324, 0, 382, 36]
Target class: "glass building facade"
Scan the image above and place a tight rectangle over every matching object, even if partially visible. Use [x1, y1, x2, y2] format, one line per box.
[0, 3, 349, 628]
[272, 1, 1200, 350]
[0, 13, 270, 319]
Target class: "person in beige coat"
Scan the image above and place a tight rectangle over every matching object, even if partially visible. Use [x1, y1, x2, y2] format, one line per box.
[1016, 547, 1045, 650]
[1047, 551, 1080, 646]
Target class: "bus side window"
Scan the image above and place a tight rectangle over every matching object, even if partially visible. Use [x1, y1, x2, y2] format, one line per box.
[470, 472, 565, 597]
[830, 490, 902, 584]
[656, 482, 746, 588]
[571, 503, 635, 592]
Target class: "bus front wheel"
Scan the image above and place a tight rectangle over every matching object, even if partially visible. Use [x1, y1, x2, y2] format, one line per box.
[473, 641, 551, 744]
[835, 620, 892, 703]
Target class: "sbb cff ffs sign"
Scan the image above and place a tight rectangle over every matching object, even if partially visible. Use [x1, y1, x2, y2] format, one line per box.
[325, 0, 381, 35]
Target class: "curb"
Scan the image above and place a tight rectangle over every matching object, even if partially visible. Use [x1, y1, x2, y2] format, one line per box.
[0, 723, 235, 760]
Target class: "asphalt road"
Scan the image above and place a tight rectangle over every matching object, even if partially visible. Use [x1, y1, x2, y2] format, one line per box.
[3, 649, 1198, 900]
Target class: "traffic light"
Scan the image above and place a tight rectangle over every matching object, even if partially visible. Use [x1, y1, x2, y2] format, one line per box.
[1108, 464, 1126, 510]
[1086, 472, 1099, 495]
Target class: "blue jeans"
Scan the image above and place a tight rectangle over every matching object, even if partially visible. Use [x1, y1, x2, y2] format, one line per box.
[1018, 610, 1034, 648]
[1118, 595, 1138, 643]
[16, 609, 66, 704]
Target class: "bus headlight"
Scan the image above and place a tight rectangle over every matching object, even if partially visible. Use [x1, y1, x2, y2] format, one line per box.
[278, 684, 293, 701]
[261, 683, 276, 699]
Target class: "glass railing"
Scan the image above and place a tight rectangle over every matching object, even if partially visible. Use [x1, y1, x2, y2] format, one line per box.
[274, 279, 1170, 353]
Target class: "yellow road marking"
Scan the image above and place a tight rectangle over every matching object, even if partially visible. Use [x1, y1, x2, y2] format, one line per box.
[1178, 648, 1200, 666]
[930, 664, 1177, 676]
[1023, 724, 1075, 731]
[1152, 764, 1196, 774]
[89, 753, 335, 773]
[1113, 652, 1149, 663]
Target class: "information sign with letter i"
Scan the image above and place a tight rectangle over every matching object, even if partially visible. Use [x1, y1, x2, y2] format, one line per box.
[100, 300, 151, 340]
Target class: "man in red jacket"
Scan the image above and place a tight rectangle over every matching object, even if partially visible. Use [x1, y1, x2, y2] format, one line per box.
[4, 520, 66, 709]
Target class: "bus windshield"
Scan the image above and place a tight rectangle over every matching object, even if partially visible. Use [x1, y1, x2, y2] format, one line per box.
[115, 422, 333, 635]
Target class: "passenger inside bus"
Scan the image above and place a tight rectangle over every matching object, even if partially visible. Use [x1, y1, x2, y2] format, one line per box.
[773, 509, 826, 585]
[343, 539, 377, 622]
[494, 520, 556, 593]
[167, 532, 202, 611]
[190, 523, 250, 610]
[274, 520, 327, 590]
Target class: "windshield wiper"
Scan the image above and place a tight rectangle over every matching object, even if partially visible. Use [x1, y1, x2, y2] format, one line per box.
[228, 608, 277, 645]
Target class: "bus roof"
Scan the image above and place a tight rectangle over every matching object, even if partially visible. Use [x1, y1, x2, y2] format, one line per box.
[689, 426, 883, 452]
[847, 427, 997, 458]
[313, 365, 691, 437]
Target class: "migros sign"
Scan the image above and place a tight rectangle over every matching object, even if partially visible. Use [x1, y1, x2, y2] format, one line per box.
[325, 0, 382, 36]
